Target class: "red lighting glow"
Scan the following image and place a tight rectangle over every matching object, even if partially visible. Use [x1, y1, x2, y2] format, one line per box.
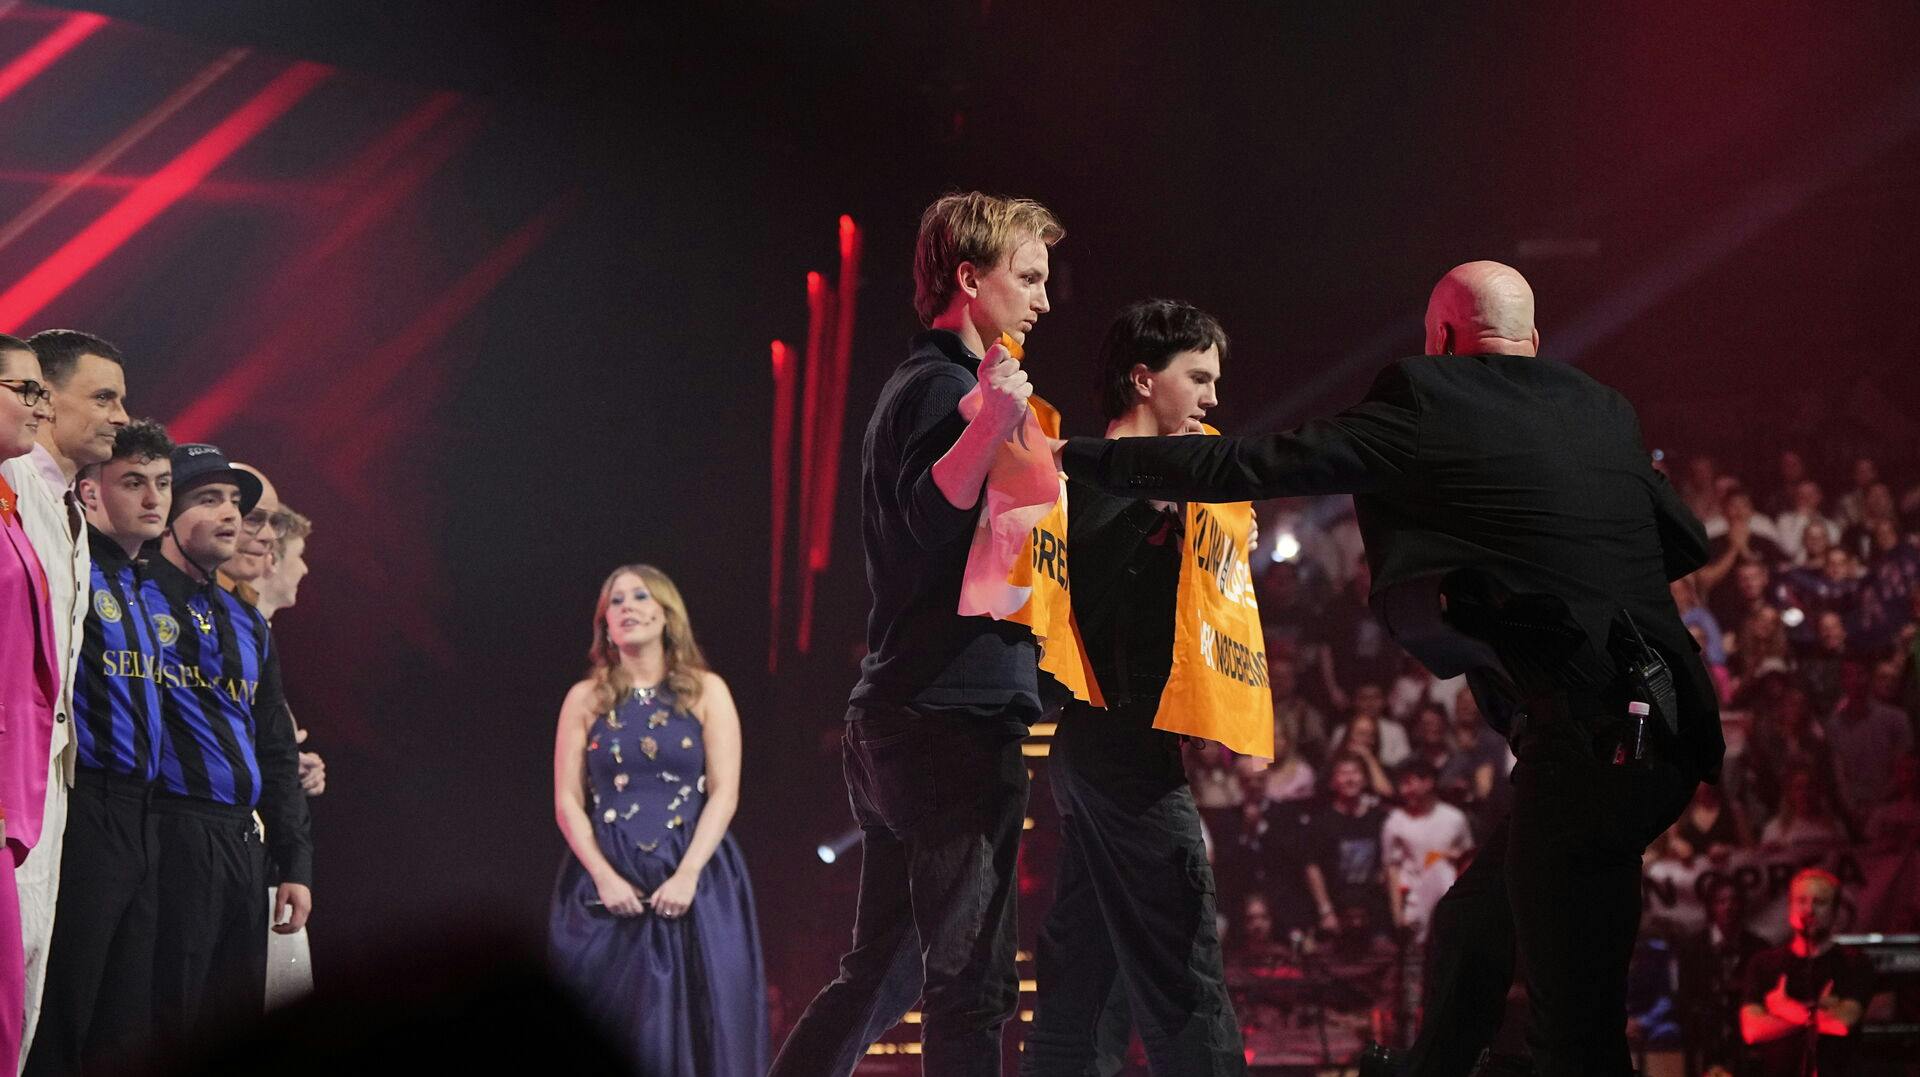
[0, 60, 333, 331]
[0, 11, 106, 109]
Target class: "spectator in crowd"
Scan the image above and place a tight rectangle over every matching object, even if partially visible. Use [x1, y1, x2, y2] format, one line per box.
[1759, 768, 1846, 850]
[1837, 456, 1879, 526]
[1709, 561, 1776, 643]
[1303, 754, 1390, 945]
[1763, 450, 1809, 517]
[1330, 685, 1410, 768]
[1863, 751, 1920, 852]
[1733, 609, 1793, 696]
[1705, 486, 1788, 559]
[1800, 610, 1854, 713]
[1901, 591, 1920, 716]
[1257, 723, 1316, 805]
[1749, 685, 1835, 819]
[1796, 512, 1836, 567]
[1185, 740, 1244, 842]
[1257, 558, 1321, 657]
[1673, 576, 1726, 668]
[1216, 762, 1316, 941]
[1679, 879, 1769, 1077]
[1680, 454, 1722, 526]
[1380, 761, 1473, 941]
[1406, 704, 1452, 775]
[1665, 783, 1747, 864]
[1268, 652, 1331, 764]
[1856, 518, 1920, 648]
[1692, 624, 1736, 704]
[1741, 869, 1872, 1076]
[1826, 659, 1913, 832]
[1226, 893, 1289, 968]
[1386, 655, 1463, 724]
[1781, 545, 1860, 647]
[1328, 713, 1397, 799]
[1434, 694, 1511, 839]
[1776, 478, 1837, 563]
[1840, 482, 1900, 563]
[1309, 555, 1402, 714]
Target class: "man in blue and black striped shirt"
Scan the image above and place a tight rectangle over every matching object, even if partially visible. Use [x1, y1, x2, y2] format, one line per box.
[139, 442, 311, 1046]
[26, 420, 173, 1075]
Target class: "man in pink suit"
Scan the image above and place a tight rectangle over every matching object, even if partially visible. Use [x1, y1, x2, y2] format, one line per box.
[0, 335, 60, 1071]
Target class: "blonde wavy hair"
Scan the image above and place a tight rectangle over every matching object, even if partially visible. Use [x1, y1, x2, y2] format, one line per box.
[912, 191, 1064, 325]
[585, 564, 710, 715]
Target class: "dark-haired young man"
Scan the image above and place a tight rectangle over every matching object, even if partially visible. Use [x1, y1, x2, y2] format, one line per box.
[1057, 264, 1718, 1075]
[1024, 299, 1247, 1076]
[0, 329, 129, 1059]
[141, 443, 311, 1044]
[27, 420, 172, 1075]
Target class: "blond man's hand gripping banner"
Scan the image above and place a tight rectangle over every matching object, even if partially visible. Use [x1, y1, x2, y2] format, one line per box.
[954, 343, 1102, 706]
[1154, 452, 1272, 756]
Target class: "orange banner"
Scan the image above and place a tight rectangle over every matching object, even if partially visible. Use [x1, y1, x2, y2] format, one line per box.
[1154, 495, 1272, 756]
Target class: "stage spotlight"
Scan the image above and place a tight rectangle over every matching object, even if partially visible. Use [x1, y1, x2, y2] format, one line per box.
[1268, 531, 1301, 563]
[817, 827, 861, 865]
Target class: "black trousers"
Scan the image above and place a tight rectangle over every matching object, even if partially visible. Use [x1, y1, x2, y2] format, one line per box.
[25, 770, 161, 1077]
[1022, 698, 1244, 1077]
[1405, 694, 1695, 1077]
[150, 796, 268, 1049]
[770, 708, 1029, 1077]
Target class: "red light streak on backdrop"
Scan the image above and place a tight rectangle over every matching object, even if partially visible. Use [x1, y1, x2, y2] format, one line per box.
[784, 217, 860, 660]
[0, 10, 104, 108]
[167, 91, 474, 442]
[0, 60, 333, 332]
[768, 340, 797, 672]
[795, 268, 832, 653]
[810, 214, 860, 573]
[0, 48, 249, 255]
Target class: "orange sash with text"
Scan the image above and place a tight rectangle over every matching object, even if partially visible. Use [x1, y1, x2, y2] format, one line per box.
[1153, 490, 1272, 757]
[955, 385, 1102, 707]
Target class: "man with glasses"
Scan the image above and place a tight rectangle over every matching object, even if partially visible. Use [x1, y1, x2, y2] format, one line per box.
[142, 443, 312, 1046]
[0, 329, 129, 1061]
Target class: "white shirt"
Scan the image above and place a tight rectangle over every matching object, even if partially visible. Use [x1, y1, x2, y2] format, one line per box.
[1381, 800, 1474, 925]
[0, 444, 86, 783]
[1332, 718, 1413, 768]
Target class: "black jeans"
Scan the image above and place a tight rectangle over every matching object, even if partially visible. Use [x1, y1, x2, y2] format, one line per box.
[150, 796, 268, 1050]
[770, 707, 1029, 1077]
[1405, 694, 1694, 1077]
[1021, 698, 1244, 1077]
[25, 771, 161, 1076]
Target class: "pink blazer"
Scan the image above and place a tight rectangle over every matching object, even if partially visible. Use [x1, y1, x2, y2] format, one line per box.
[0, 491, 56, 862]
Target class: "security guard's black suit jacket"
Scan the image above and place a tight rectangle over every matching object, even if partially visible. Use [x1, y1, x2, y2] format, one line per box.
[1060, 353, 1723, 781]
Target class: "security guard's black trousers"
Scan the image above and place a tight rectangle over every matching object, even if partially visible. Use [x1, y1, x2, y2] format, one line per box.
[1023, 698, 1245, 1077]
[1405, 694, 1694, 1077]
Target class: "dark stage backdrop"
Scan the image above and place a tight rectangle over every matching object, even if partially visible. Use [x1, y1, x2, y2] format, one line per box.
[7, 0, 1917, 1003]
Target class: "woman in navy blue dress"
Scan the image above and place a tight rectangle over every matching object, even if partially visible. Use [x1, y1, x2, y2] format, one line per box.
[550, 564, 768, 1076]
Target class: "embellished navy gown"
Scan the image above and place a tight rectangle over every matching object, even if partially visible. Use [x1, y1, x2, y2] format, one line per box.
[550, 687, 768, 1076]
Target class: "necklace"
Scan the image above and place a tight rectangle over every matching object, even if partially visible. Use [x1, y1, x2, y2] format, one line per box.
[631, 682, 662, 704]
